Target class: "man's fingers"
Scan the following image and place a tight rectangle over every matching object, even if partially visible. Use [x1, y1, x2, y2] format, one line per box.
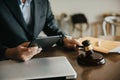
[27, 47, 42, 55]
[20, 42, 30, 47]
[68, 39, 81, 47]
[74, 39, 81, 46]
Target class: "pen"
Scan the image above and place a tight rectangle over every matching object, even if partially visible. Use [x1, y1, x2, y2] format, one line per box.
[28, 39, 35, 47]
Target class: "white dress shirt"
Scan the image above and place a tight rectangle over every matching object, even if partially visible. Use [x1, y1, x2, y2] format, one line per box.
[18, 0, 32, 24]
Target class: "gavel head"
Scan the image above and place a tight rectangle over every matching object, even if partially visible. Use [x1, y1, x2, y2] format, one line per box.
[82, 40, 94, 55]
[77, 40, 105, 66]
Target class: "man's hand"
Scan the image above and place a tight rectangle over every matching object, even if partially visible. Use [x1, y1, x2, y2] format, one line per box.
[63, 36, 81, 49]
[5, 42, 42, 61]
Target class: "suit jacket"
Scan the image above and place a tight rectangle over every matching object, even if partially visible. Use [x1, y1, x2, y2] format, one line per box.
[0, 0, 64, 57]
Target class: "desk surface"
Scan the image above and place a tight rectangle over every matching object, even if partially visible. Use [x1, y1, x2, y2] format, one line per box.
[34, 47, 120, 80]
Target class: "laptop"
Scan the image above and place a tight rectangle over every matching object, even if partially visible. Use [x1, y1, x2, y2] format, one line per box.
[0, 56, 77, 80]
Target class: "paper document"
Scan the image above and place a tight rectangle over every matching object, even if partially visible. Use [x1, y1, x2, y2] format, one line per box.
[109, 46, 120, 54]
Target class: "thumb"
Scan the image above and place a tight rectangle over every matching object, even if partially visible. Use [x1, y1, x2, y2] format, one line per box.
[37, 48, 43, 53]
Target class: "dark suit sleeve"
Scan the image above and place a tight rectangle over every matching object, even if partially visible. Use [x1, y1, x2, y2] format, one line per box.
[0, 41, 7, 60]
[43, 0, 65, 36]
[0, 18, 7, 59]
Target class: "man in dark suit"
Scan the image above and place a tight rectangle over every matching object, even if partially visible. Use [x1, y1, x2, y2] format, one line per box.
[0, 0, 80, 61]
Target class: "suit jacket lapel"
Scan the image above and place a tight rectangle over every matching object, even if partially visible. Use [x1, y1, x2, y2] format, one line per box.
[33, 0, 44, 37]
[5, 0, 45, 39]
[4, 0, 28, 32]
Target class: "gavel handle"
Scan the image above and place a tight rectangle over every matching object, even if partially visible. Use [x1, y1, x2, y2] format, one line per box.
[76, 45, 84, 48]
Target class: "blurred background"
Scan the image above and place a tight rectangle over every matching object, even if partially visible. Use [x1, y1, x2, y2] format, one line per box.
[41, 0, 120, 40]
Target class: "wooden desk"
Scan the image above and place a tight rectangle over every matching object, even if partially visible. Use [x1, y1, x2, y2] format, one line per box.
[34, 47, 120, 80]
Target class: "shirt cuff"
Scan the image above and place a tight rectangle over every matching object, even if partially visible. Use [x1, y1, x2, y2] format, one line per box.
[57, 35, 72, 46]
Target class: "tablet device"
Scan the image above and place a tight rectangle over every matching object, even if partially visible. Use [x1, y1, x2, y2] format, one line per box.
[28, 35, 62, 50]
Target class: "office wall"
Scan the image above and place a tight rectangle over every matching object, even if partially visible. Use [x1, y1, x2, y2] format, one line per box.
[49, 0, 120, 37]
[50, 0, 120, 23]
